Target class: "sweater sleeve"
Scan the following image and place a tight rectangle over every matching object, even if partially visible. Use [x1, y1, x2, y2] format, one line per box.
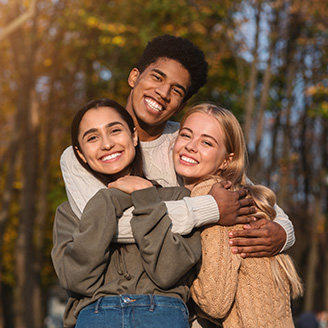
[246, 176, 295, 252]
[191, 224, 241, 319]
[164, 195, 219, 234]
[51, 188, 132, 296]
[60, 147, 217, 242]
[130, 186, 202, 289]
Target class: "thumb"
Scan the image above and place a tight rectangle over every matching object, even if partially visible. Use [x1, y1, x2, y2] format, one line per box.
[220, 180, 232, 189]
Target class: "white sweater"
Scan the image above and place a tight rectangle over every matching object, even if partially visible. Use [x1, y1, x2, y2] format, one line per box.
[60, 121, 294, 250]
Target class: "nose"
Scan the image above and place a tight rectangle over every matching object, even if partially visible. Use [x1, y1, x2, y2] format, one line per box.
[101, 135, 114, 150]
[185, 139, 197, 153]
[155, 83, 171, 101]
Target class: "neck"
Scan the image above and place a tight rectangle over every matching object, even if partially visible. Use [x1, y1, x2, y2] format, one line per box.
[182, 178, 197, 191]
[135, 120, 166, 141]
[126, 95, 166, 142]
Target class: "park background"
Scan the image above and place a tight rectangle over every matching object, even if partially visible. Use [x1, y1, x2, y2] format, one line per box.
[0, 0, 327, 327]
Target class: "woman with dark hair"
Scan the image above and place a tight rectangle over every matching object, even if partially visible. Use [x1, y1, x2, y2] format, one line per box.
[52, 98, 201, 328]
[70, 98, 145, 185]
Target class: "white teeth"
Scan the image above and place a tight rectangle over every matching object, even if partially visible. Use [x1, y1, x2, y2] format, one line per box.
[145, 98, 163, 112]
[181, 156, 198, 164]
[101, 153, 121, 161]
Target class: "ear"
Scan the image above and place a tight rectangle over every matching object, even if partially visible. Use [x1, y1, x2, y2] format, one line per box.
[75, 146, 88, 164]
[132, 127, 138, 147]
[128, 68, 140, 88]
[219, 153, 234, 170]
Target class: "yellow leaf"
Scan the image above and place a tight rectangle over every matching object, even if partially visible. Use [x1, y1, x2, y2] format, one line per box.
[87, 17, 99, 28]
[44, 58, 52, 67]
[112, 36, 125, 47]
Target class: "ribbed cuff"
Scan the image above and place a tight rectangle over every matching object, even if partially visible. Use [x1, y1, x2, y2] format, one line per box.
[274, 218, 295, 252]
[184, 195, 220, 227]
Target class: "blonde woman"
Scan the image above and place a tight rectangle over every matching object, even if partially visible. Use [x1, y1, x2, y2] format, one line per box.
[172, 104, 303, 328]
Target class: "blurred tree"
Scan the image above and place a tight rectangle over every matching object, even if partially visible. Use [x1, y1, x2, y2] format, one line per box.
[0, 0, 327, 326]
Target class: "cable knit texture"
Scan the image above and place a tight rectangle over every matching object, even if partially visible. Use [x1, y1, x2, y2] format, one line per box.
[190, 178, 295, 328]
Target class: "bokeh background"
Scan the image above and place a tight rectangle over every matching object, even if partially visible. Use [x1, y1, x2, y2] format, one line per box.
[0, 0, 327, 327]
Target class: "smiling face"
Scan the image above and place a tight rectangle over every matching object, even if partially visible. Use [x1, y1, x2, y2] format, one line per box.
[127, 58, 190, 141]
[76, 107, 138, 180]
[173, 112, 234, 190]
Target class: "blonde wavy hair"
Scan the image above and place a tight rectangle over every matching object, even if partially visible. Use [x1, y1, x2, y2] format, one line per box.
[247, 184, 303, 298]
[180, 103, 303, 298]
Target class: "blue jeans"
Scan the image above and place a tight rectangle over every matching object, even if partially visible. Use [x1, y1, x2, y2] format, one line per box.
[76, 294, 190, 328]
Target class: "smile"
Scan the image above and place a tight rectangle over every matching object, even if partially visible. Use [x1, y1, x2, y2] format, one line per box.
[180, 155, 198, 164]
[100, 152, 122, 161]
[145, 97, 163, 112]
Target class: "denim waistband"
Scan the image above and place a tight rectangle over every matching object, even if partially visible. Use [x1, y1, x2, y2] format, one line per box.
[88, 294, 185, 312]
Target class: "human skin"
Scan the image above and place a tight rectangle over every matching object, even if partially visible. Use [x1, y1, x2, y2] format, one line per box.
[122, 57, 287, 256]
[173, 112, 234, 191]
[172, 111, 287, 256]
[76, 106, 153, 190]
[126, 58, 189, 142]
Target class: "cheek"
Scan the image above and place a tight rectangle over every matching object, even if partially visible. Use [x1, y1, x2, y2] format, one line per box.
[173, 142, 182, 160]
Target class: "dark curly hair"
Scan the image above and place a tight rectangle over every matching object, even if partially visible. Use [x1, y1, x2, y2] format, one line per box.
[136, 35, 208, 101]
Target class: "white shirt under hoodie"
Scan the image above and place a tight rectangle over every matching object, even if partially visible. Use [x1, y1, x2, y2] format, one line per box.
[60, 121, 295, 251]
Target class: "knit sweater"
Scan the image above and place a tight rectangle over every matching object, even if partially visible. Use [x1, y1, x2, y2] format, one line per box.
[190, 179, 295, 328]
[60, 121, 294, 249]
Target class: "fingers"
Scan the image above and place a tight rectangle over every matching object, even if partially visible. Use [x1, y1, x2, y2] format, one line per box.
[238, 197, 255, 208]
[232, 215, 256, 225]
[228, 227, 270, 239]
[237, 188, 248, 199]
[220, 180, 232, 189]
[107, 181, 117, 189]
[237, 206, 257, 216]
[242, 218, 267, 229]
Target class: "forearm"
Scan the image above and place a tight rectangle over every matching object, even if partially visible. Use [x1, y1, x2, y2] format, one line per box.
[164, 195, 219, 234]
[273, 203, 295, 252]
[247, 177, 295, 252]
[52, 189, 132, 295]
[131, 186, 202, 289]
[114, 192, 220, 243]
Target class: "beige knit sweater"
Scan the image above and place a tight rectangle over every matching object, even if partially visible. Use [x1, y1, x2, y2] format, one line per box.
[190, 179, 295, 328]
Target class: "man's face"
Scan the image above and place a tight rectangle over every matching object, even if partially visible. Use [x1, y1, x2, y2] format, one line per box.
[127, 58, 191, 132]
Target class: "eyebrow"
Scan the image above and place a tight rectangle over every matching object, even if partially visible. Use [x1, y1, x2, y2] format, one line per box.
[180, 127, 219, 144]
[82, 121, 124, 140]
[152, 68, 187, 95]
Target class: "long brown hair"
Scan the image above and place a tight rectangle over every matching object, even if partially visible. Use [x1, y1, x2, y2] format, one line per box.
[71, 98, 145, 185]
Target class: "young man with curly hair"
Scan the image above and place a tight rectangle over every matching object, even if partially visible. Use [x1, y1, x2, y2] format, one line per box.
[60, 34, 294, 263]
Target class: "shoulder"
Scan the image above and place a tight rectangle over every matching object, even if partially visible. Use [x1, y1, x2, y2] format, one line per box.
[164, 121, 180, 135]
[56, 201, 75, 217]
[191, 178, 220, 197]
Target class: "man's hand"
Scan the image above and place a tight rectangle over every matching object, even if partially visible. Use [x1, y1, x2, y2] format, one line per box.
[228, 219, 287, 258]
[209, 181, 256, 226]
[108, 176, 153, 194]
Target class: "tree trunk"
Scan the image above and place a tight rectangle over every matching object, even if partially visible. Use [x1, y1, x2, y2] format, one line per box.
[15, 90, 39, 328]
[243, 0, 262, 144]
[0, 128, 21, 327]
[276, 10, 303, 206]
[9, 6, 40, 327]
